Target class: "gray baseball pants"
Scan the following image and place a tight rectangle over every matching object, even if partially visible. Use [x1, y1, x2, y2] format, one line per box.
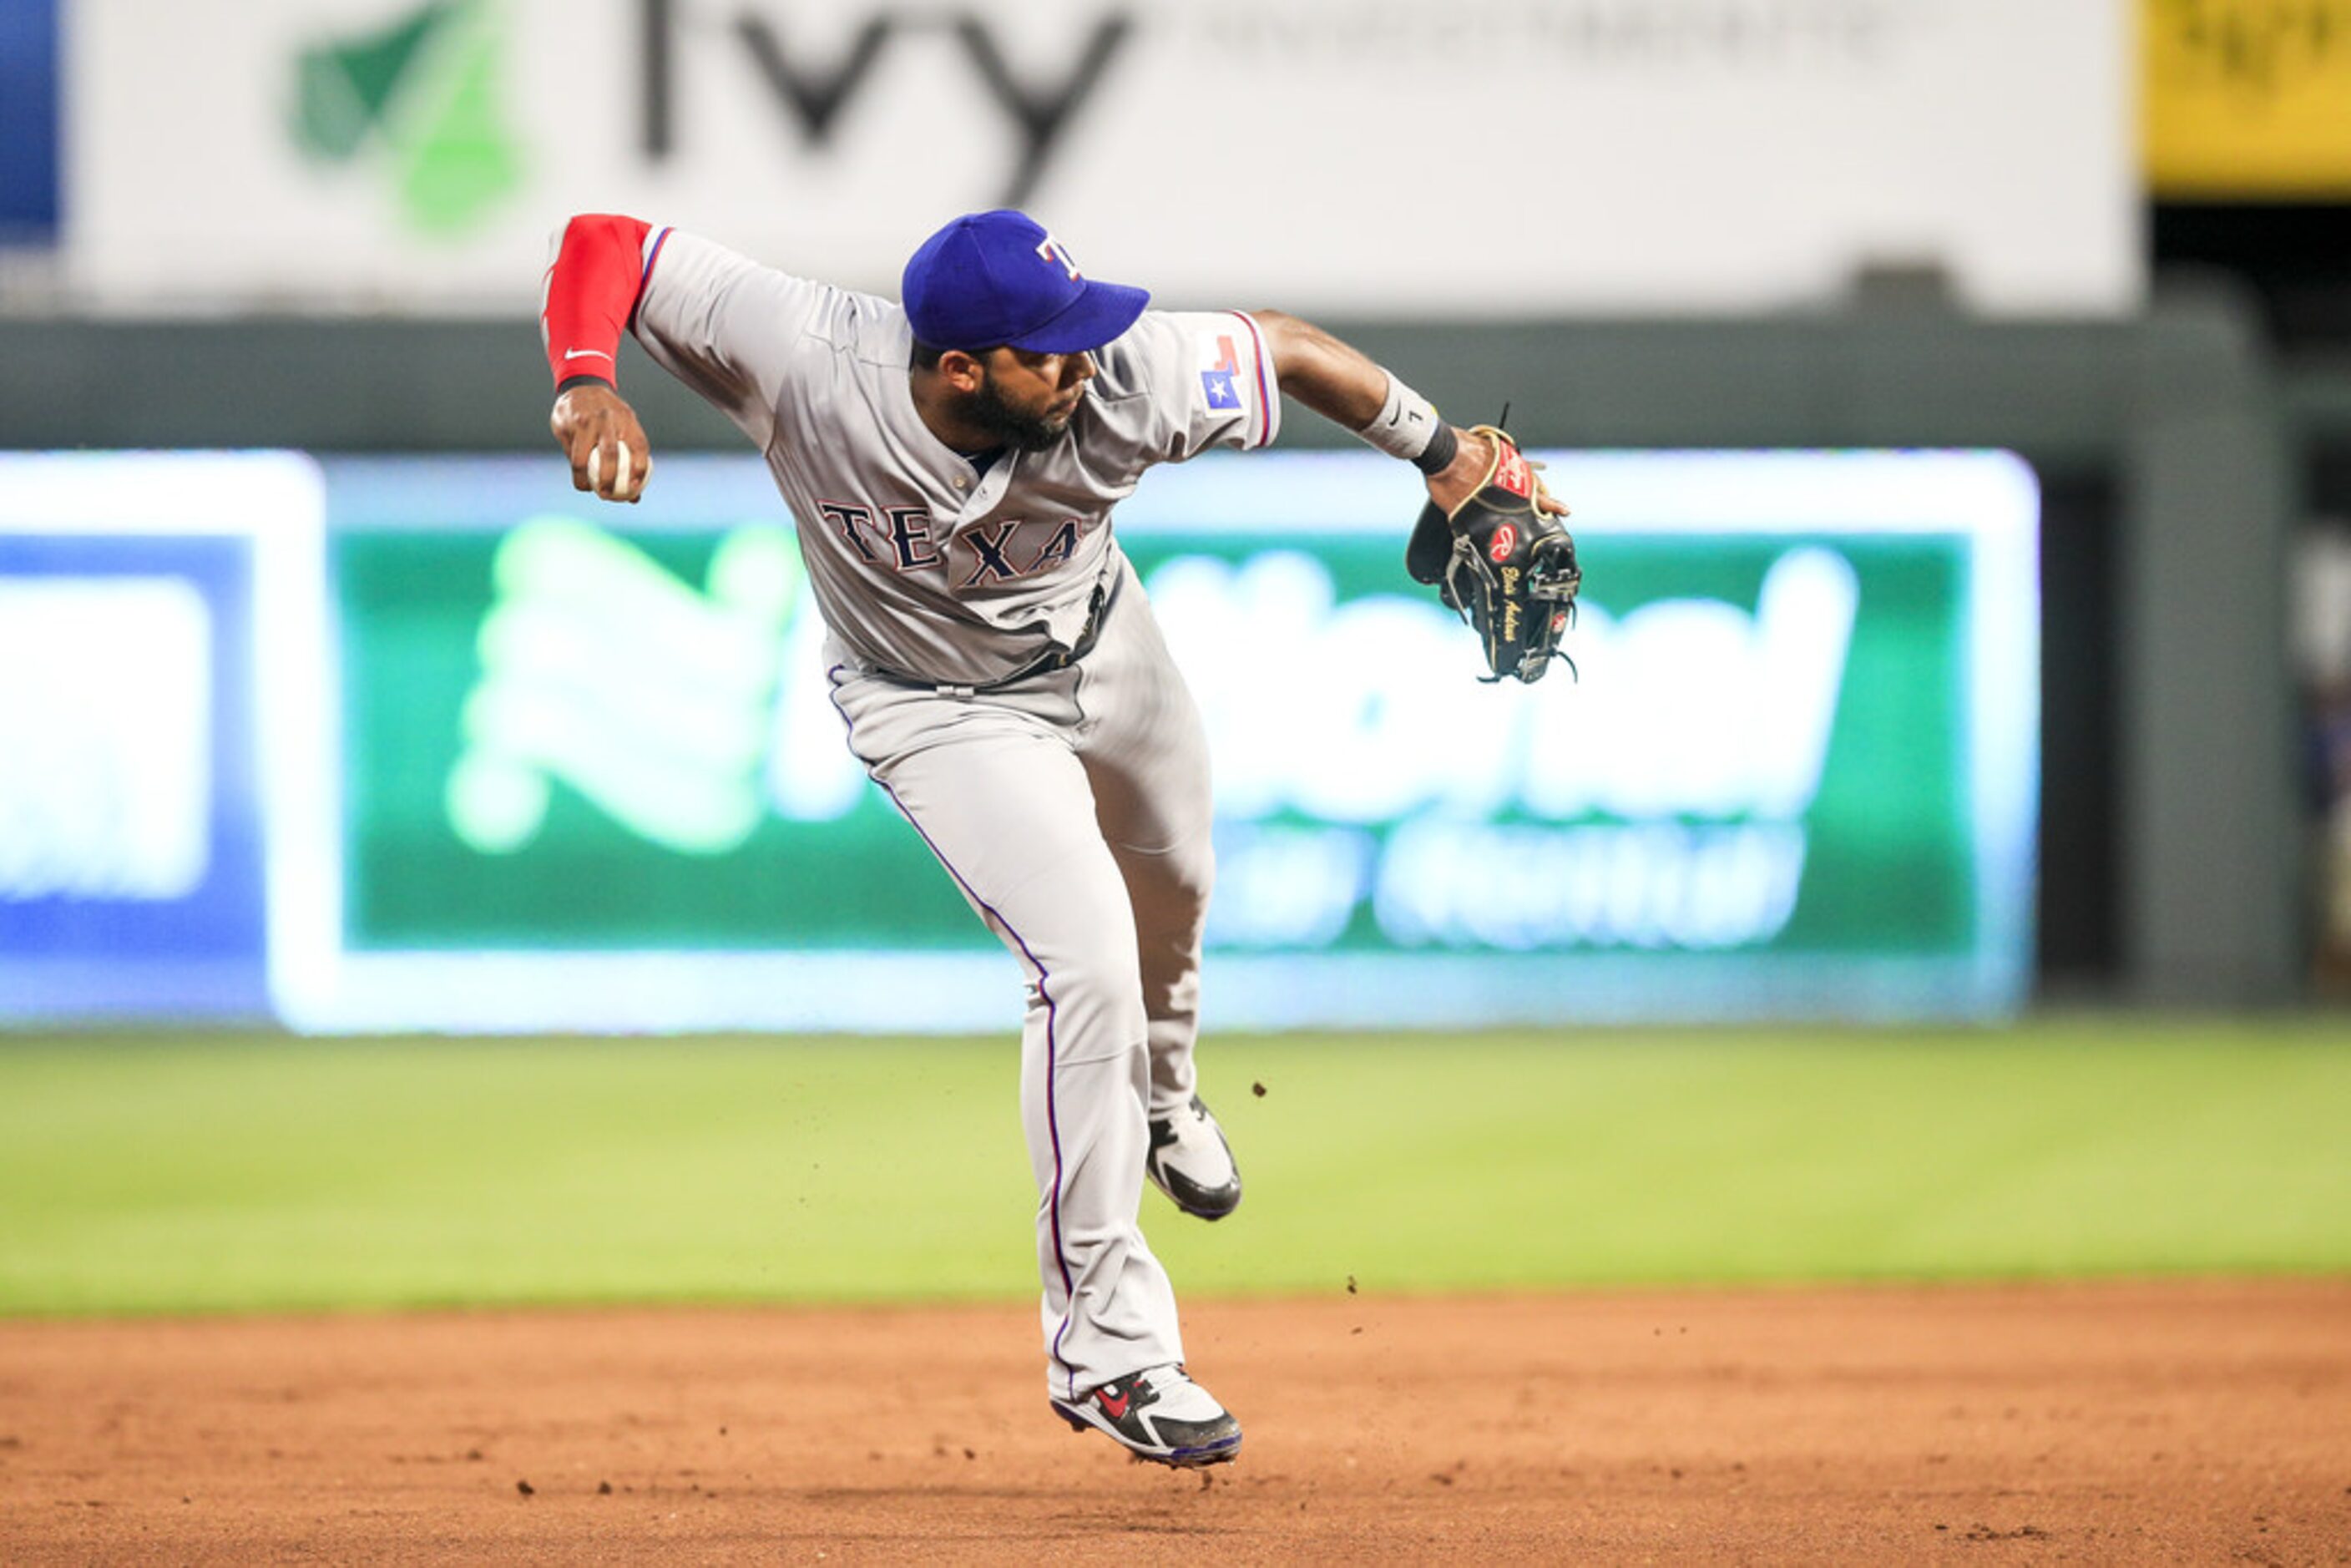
[825, 553, 1215, 1400]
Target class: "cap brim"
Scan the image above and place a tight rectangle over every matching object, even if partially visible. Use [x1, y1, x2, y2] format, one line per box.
[1004, 281, 1150, 353]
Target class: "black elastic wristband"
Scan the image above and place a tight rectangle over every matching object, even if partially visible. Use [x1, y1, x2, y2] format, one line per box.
[1411, 422, 1459, 476]
[555, 372, 615, 397]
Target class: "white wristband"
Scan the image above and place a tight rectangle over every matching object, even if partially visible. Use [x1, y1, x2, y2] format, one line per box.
[1359, 372, 1442, 462]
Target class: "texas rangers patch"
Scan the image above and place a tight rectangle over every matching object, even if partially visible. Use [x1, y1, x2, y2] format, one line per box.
[1198, 332, 1248, 412]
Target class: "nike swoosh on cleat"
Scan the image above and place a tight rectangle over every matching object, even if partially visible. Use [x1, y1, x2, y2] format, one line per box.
[1097, 1388, 1132, 1420]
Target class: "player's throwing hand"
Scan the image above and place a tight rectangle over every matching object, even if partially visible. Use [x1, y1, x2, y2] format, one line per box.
[549, 378, 653, 503]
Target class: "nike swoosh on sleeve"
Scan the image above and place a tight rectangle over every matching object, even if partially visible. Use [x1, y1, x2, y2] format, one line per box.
[563, 348, 614, 362]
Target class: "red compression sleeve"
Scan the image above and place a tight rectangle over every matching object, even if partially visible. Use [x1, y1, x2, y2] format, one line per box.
[540, 213, 656, 389]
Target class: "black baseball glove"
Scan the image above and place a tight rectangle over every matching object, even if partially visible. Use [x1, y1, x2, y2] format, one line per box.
[1405, 426, 1581, 684]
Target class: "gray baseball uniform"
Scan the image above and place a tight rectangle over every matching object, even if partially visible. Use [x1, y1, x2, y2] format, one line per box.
[628, 225, 1278, 1399]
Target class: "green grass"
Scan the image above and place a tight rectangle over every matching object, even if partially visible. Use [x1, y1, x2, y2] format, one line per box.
[0, 1019, 2346, 1316]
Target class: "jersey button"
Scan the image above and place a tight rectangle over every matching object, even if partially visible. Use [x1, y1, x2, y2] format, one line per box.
[953, 476, 969, 489]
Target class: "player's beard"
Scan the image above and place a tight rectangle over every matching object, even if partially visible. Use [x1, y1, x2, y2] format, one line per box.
[964, 372, 1072, 452]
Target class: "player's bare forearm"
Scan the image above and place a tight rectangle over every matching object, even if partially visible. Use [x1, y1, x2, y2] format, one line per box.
[1247, 310, 1559, 518]
[549, 379, 653, 503]
[1248, 310, 1388, 430]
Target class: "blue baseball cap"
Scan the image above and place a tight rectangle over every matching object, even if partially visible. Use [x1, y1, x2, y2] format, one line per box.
[902, 210, 1149, 355]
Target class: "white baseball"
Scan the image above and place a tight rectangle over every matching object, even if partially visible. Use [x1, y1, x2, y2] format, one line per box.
[587, 439, 636, 500]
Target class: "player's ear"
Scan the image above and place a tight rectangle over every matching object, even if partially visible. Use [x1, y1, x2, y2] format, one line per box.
[938, 348, 988, 393]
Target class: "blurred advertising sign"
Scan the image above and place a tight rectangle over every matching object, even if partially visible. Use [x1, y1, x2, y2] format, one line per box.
[2144, 0, 2351, 196]
[284, 450, 2040, 1032]
[66, 0, 2135, 315]
[0, 454, 329, 1022]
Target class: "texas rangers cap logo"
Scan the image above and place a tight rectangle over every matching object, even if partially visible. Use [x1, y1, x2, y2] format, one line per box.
[1034, 235, 1083, 281]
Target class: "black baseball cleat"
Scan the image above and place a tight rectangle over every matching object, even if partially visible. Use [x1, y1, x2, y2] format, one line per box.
[1145, 1095, 1242, 1220]
[1050, 1364, 1242, 1468]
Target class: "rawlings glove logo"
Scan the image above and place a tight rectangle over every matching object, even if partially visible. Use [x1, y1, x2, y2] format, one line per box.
[1404, 425, 1579, 683]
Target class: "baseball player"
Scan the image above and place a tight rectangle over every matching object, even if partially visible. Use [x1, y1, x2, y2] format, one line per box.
[538, 209, 1538, 1467]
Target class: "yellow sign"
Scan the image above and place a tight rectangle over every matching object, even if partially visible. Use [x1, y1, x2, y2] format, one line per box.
[2145, 0, 2351, 195]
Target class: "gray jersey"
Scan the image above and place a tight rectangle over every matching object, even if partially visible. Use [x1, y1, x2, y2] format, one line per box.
[628, 226, 1282, 686]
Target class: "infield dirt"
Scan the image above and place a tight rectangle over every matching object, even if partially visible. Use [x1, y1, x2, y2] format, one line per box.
[1, 1282, 2345, 1563]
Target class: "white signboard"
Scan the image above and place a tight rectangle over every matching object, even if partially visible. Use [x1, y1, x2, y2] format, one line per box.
[67, 0, 2135, 316]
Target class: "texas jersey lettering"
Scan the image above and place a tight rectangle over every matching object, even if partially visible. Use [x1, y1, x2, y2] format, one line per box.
[624, 225, 1277, 688]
